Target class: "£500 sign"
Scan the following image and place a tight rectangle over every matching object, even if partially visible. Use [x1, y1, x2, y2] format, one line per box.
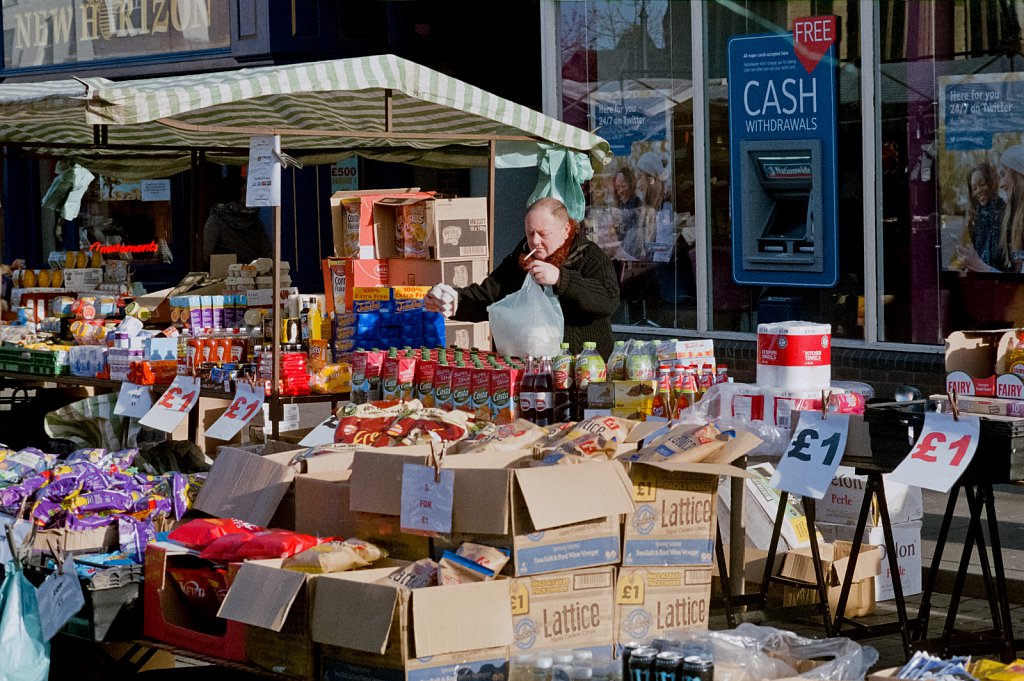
[888, 412, 980, 493]
[139, 376, 201, 432]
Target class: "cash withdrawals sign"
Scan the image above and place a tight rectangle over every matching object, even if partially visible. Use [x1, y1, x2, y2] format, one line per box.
[728, 16, 840, 287]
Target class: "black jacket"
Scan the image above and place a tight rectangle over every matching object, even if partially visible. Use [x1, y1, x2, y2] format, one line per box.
[453, 232, 620, 358]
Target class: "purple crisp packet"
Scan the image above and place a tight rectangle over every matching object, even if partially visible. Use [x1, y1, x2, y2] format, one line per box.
[119, 517, 156, 563]
[130, 494, 172, 519]
[32, 499, 64, 525]
[109, 448, 140, 470]
[65, 448, 109, 466]
[0, 473, 49, 508]
[65, 513, 115, 530]
[169, 472, 189, 520]
[64, 490, 138, 515]
[185, 473, 207, 507]
[18, 447, 53, 473]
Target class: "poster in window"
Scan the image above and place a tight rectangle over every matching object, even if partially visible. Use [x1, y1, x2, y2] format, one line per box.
[939, 72, 1024, 274]
[586, 90, 683, 264]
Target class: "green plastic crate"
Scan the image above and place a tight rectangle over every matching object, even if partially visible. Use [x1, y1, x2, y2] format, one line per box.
[0, 346, 68, 375]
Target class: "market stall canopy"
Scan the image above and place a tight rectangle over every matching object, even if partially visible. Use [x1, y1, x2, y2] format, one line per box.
[0, 54, 612, 183]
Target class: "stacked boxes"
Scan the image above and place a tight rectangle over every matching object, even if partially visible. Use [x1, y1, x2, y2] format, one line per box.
[329, 287, 446, 362]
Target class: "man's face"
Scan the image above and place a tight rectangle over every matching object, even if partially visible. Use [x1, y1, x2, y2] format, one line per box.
[614, 173, 630, 202]
[525, 210, 569, 260]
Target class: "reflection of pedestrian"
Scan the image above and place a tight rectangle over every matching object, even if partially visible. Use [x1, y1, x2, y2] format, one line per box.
[955, 162, 1005, 271]
[613, 165, 641, 240]
[203, 175, 272, 270]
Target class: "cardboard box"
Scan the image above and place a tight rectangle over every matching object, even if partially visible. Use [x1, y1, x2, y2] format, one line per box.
[33, 524, 118, 555]
[930, 393, 1024, 417]
[329, 189, 428, 259]
[622, 433, 759, 566]
[321, 644, 508, 681]
[143, 545, 246, 662]
[510, 566, 616, 658]
[218, 559, 317, 680]
[445, 321, 491, 350]
[424, 197, 489, 260]
[944, 328, 1021, 398]
[387, 257, 489, 289]
[815, 520, 922, 601]
[347, 450, 635, 575]
[816, 466, 923, 526]
[717, 462, 822, 552]
[615, 566, 713, 644]
[322, 258, 390, 315]
[777, 540, 881, 618]
[311, 566, 511, 676]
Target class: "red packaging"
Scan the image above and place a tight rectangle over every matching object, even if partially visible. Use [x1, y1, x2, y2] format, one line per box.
[470, 364, 492, 421]
[414, 353, 437, 408]
[489, 364, 523, 424]
[381, 352, 400, 400]
[167, 564, 231, 620]
[397, 354, 418, 402]
[199, 529, 322, 562]
[168, 517, 264, 550]
[434, 360, 454, 410]
[365, 349, 386, 400]
[451, 363, 473, 413]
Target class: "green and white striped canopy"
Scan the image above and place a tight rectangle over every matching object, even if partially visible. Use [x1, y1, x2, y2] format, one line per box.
[0, 55, 611, 179]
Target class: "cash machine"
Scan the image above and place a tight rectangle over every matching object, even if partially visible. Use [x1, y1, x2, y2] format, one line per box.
[738, 139, 824, 275]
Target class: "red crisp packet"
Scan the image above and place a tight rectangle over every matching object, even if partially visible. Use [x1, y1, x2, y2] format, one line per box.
[168, 517, 263, 550]
[199, 529, 322, 562]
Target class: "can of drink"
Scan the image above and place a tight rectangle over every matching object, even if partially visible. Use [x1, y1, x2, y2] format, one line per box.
[680, 655, 714, 681]
[654, 651, 683, 681]
[627, 646, 659, 681]
[620, 642, 644, 681]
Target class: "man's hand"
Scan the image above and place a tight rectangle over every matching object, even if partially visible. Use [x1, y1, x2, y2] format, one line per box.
[425, 283, 459, 317]
[527, 260, 560, 286]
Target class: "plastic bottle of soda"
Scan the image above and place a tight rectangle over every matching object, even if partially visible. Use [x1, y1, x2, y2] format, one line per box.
[534, 356, 555, 427]
[573, 342, 607, 420]
[607, 340, 628, 381]
[650, 366, 673, 419]
[519, 356, 537, 424]
[551, 343, 574, 423]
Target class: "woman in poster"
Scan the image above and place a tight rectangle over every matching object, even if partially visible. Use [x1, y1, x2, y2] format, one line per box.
[997, 145, 1024, 272]
[955, 161, 1005, 271]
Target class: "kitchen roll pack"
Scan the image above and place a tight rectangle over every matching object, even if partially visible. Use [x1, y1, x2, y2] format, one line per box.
[756, 321, 831, 390]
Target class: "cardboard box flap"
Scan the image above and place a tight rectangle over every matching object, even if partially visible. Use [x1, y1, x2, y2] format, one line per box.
[311, 568, 400, 652]
[194, 446, 295, 527]
[643, 431, 761, 477]
[348, 446, 434, 515]
[217, 560, 305, 632]
[302, 450, 356, 474]
[830, 540, 882, 584]
[451, 467, 511, 535]
[514, 461, 634, 530]
[945, 328, 1016, 375]
[411, 580, 512, 657]
[780, 541, 882, 586]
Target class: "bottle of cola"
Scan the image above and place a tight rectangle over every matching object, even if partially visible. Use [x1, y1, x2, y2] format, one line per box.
[534, 356, 555, 427]
[519, 356, 537, 423]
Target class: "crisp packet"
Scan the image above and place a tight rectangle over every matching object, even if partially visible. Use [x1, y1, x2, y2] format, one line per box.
[455, 542, 510, 574]
[629, 422, 727, 463]
[341, 538, 388, 563]
[438, 550, 494, 585]
[379, 558, 438, 589]
[281, 541, 368, 574]
[119, 517, 156, 563]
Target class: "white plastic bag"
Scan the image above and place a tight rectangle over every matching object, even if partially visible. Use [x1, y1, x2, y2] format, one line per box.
[487, 275, 564, 358]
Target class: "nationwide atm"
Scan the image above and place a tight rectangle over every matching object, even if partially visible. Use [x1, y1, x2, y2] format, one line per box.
[739, 139, 824, 274]
[728, 21, 839, 288]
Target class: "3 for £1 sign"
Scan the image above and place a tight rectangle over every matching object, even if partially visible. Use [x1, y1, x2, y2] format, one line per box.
[888, 412, 980, 493]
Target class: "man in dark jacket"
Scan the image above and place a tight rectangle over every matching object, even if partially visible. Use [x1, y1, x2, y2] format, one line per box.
[426, 197, 620, 357]
[202, 176, 273, 269]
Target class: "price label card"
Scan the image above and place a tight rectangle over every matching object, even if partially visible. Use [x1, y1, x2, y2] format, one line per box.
[139, 375, 200, 432]
[37, 558, 86, 641]
[770, 411, 851, 499]
[114, 382, 153, 418]
[887, 412, 980, 493]
[400, 463, 454, 537]
[299, 415, 339, 447]
[205, 383, 266, 441]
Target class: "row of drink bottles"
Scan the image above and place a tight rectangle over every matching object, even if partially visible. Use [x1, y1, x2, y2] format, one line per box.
[518, 340, 730, 425]
[509, 638, 714, 681]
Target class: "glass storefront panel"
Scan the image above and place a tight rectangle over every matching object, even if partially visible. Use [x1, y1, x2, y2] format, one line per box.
[880, 1, 1024, 343]
[558, 0, 698, 330]
[705, 1, 865, 339]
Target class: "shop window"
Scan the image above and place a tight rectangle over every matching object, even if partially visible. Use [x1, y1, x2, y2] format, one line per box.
[558, 0, 698, 330]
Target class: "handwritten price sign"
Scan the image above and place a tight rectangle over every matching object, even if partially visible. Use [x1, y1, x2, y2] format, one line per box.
[399, 463, 454, 537]
[139, 375, 200, 432]
[205, 382, 265, 441]
[888, 412, 980, 492]
[770, 410, 851, 498]
[114, 382, 153, 418]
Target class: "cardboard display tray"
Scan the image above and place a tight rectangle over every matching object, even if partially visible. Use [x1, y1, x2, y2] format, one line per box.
[863, 399, 1024, 483]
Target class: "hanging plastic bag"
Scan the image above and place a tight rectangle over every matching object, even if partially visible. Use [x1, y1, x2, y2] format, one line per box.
[487, 275, 564, 359]
[0, 561, 51, 681]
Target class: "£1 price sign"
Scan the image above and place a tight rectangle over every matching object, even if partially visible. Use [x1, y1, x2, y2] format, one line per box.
[139, 375, 200, 432]
[887, 412, 980, 493]
[770, 410, 850, 499]
[205, 382, 265, 441]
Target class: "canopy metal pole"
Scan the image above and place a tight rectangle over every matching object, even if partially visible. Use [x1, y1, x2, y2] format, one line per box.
[189, 150, 202, 271]
[488, 140, 496, 272]
[271, 203, 282, 439]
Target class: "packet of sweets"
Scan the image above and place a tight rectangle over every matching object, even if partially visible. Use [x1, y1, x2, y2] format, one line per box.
[379, 558, 438, 589]
[455, 542, 510, 574]
[438, 550, 495, 585]
[282, 541, 368, 574]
